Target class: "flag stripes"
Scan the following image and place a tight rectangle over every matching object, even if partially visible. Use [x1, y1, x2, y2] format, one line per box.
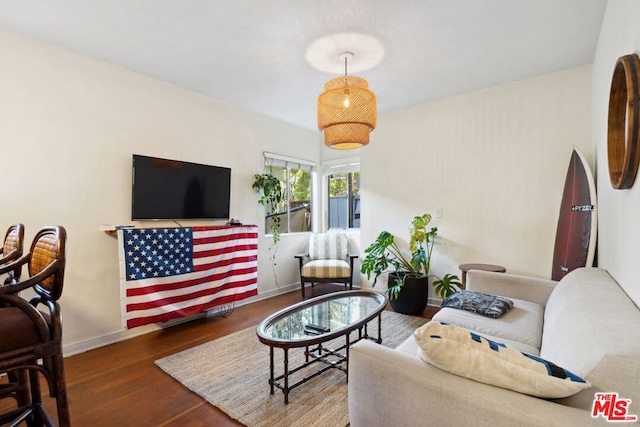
[118, 225, 258, 329]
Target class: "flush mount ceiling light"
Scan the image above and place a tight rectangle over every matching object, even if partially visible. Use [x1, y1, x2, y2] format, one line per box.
[317, 52, 377, 150]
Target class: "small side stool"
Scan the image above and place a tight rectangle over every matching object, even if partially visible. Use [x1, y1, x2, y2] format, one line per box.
[458, 263, 506, 289]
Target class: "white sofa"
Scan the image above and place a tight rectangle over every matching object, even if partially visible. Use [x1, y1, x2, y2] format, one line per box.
[348, 267, 640, 426]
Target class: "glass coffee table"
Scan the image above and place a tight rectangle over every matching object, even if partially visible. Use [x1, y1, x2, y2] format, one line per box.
[256, 290, 387, 403]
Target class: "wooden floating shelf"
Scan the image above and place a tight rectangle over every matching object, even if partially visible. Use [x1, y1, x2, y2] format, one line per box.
[99, 225, 135, 236]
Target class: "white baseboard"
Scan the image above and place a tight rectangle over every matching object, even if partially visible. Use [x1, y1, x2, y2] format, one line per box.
[427, 297, 442, 307]
[62, 284, 300, 357]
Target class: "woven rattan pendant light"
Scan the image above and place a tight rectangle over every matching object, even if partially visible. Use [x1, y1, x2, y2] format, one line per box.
[317, 52, 377, 150]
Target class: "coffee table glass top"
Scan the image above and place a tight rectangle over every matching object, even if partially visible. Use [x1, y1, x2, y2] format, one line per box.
[257, 291, 386, 344]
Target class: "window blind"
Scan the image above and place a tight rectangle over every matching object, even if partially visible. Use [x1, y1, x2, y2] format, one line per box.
[264, 152, 316, 172]
[323, 157, 360, 175]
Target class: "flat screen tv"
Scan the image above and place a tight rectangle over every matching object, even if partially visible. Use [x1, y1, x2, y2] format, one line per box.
[131, 154, 231, 220]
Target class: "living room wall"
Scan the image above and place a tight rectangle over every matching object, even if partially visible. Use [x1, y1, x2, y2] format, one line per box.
[0, 29, 322, 354]
[360, 66, 593, 301]
[592, 0, 640, 306]
[0, 26, 604, 355]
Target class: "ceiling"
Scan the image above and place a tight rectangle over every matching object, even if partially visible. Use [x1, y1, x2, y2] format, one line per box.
[0, 0, 608, 131]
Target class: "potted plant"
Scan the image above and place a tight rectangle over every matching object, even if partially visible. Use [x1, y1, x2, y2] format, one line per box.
[360, 213, 461, 314]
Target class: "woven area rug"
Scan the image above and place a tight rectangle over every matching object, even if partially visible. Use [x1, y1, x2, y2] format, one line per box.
[155, 310, 428, 427]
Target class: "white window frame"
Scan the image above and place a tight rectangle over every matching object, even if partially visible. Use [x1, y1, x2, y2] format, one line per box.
[323, 157, 360, 231]
[263, 152, 317, 234]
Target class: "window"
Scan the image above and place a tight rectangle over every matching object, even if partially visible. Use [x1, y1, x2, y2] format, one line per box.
[325, 159, 360, 229]
[263, 153, 315, 234]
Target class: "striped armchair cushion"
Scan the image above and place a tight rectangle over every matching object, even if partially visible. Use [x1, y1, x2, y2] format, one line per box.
[301, 259, 351, 279]
[308, 232, 348, 261]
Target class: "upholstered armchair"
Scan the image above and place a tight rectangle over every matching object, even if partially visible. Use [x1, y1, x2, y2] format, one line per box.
[294, 232, 358, 298]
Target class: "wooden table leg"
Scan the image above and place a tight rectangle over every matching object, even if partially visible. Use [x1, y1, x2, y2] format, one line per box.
[269, 346, 274, 394]
[283, 348, 289, 404]
[345, 331, 350, 383]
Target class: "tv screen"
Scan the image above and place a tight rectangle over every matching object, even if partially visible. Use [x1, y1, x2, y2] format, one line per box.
[131, 154, 231, 220]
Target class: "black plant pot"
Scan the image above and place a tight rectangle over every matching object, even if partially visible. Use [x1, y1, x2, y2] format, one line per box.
[388, 272, 429, 315]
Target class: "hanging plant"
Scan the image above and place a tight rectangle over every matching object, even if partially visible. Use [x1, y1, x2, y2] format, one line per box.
[252, 171, 285, 245]
[253, 172, 284, 286]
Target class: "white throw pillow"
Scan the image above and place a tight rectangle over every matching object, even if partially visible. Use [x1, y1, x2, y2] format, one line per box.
[414, 321, 590, 398]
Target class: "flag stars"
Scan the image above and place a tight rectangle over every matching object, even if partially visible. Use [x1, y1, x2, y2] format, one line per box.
[124, 227, 194, 281]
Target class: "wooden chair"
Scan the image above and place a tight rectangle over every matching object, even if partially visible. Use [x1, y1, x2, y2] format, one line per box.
[0, 226, 69, 426]
[0, 224, 25, 283]
[294, 232, 358, 298]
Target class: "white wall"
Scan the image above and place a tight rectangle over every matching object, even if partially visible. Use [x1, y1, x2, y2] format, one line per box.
[360, 66, 593, 301]
[0, 29, 320, 354]
[592, 0, 640, 306]
[0, 24, 605, 354]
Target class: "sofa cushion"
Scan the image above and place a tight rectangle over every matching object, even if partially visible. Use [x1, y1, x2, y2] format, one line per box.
[441, 290, 514, 318]
[432, 297, 544, 350]
[414, 321, 590, 398]
[540, 268, 640, 409]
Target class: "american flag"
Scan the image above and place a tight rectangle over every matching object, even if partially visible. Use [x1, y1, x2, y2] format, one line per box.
[118, 225, 258, 329]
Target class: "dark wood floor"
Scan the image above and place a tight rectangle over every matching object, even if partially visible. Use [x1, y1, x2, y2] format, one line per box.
[2, 284, 436, 426]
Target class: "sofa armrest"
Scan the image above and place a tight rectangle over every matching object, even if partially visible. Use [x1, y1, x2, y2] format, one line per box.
[466, 270, 558, 306]
[348, 340, 600, 427]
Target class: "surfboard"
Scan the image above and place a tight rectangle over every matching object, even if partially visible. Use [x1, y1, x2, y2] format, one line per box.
[551, 148, 597, 281]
